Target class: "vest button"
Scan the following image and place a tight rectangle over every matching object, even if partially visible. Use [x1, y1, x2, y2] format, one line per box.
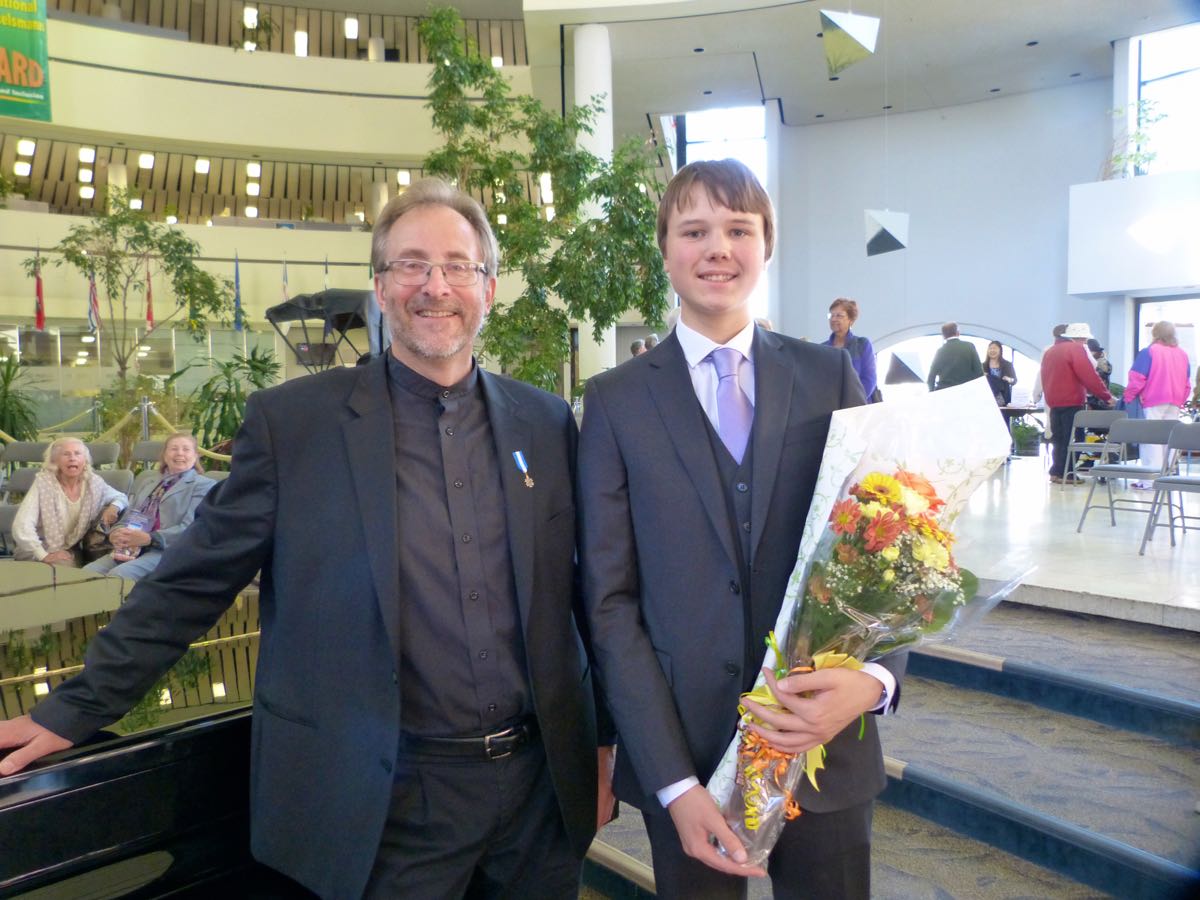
[736, 482, 749, 493]
[729, 581, 740, 595]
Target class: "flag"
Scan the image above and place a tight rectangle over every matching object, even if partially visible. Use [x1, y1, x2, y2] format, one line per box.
[87, 269, 101, 332]
[34, 248, 45, 331]
[281, 258, 289, 302]
[322, 255, 333, 338]
[234, 253, 244, 331]
[145, 260, 155, 329]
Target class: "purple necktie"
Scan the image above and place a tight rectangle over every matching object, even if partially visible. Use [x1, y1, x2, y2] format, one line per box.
[711, 347, 753, 464]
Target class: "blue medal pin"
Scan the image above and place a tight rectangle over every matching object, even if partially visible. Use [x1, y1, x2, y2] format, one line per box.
[513, 451, 534, 488]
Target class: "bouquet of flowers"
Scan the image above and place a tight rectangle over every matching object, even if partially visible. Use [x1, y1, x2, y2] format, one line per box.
[707, 378, 1016, 867]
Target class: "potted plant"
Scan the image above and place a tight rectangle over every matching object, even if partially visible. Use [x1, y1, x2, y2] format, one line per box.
[0, 356, 39, 442]
[1011, 417, 1042, 456]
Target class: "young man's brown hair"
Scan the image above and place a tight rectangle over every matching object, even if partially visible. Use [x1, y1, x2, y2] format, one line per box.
[656, 159, 776, 261]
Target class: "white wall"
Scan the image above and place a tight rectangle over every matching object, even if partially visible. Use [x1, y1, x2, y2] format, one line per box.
[772, 81, 1116, 359]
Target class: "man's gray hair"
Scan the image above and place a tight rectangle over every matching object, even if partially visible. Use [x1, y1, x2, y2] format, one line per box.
[371, 178, 500, 279]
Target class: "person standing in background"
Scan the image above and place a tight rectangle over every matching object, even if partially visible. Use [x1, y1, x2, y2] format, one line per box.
[1124, 321, 1191, 487]
[822, 298, 879, 402]
[983, 340, 1017, 406]
[1041, 323, 1114, 485]
[927, 323, 982, 391]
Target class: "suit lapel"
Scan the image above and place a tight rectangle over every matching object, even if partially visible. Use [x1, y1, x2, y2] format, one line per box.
[479, 371, 535, 631]
[342, 357, 402, 665]
[647, 335, 739, 569]
[750, 329, 793, 561]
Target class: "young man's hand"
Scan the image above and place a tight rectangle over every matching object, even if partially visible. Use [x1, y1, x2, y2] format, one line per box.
[666, 785, 767, 878]
[741, 666, 882, 754]
[0, 716, 74, 776]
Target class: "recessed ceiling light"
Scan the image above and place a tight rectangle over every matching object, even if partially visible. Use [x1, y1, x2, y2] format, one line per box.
[138, 153, 155, 169]
[1026, 40, 1039, 47]
[247, 181, 261, 196]
[79, 168, 93, 183]
[195, 158, 210, 174]
[397, 170, 411, 186]
[245, 206, 258, 218]
[139, 345, 152, 351]
[78, 147, 96, 164]
[16, 139, 35, 156]
[80, 185, 95, 199]
[243, 6, 257, 29]
[693, 47, 704, 53]
[165, 215, 178, 224]
[295, 30, 308, 57]
[1069, 72, 1082, 78]
[491, 56, 503, 68]
[137, 351, 150, 358]
[496, 213, 507, 225]
[246, 161, 261, 178]
[344, 17, 358, 40]
[77, 350, 90, 357]
[703, 90, 713, 96]
[81, 335, 96, 343]
[829, 76, 839, 82]
[244, 41, 257, 52]
[129, 198, 143, 209]
[882, 105, 893, 110]
[989, 87, 1001, 93]
[13, 160, 31, 177]
[815, 113, 825, 118]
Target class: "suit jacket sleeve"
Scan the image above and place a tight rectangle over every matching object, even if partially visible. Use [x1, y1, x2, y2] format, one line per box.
[578, 380, 696, 793]
[32, 394, 278, 743]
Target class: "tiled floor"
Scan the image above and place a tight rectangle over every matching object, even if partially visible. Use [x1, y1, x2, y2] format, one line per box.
[952, 455, 1200, 630]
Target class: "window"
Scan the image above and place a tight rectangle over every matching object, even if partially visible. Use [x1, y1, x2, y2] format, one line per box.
[1137, 23, 1200, 175]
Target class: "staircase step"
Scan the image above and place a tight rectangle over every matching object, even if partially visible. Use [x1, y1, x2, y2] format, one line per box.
[878, 676, 1200, 894]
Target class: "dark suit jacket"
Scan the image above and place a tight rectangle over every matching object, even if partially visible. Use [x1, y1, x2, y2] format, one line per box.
[33, 356, 600, 899]
[578, 329, 902, 816]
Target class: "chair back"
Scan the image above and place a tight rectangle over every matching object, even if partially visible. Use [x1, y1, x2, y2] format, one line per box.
[1104, 417, 1177, 454]
[1165, 421, 1200, 453]
[2, 467, 37, 501]
[87, 442, 120, 468]
[2, 441, 49, 466]
[1069, 409, 1126, 432]
[131, 441, 165, 470]
[0, 504, 17, 554]
[98, 468, 135, 496]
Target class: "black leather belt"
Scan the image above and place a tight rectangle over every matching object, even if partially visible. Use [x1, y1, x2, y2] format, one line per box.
[401, 719, 540, 761]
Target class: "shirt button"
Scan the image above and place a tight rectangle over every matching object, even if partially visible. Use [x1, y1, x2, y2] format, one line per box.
[725, 662, 739, 676]
[736, 482, 749, 493]
[488, 703, 497, 712]
[742, 521, 751, 532]
[454, 480, 464, 488]
[462, 533, 472, 543]
[729, 581, 740, 595]
[469, 590, 479, 601]
[445, 427, 454, 436]
[479, 649, 488, 660]
[442, 390, 451, 398]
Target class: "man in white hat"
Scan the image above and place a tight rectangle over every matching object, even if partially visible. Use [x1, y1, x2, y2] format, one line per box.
[1040, 323, 1114, 484]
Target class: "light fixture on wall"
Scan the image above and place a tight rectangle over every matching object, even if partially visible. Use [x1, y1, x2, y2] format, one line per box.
[79, 168, 93, 183]
[13, 160, 31, 177]
[344, 17, 358, 40]
[247, 181, 261, 196]
[79, 147, 96, 164]
[138, 153, 155, 169]
[195, 158, 211, 174]
[245, 206, 259, 218]
[246, 161, 261, 178]
[243, 6, 257, 29]
[295, 30, 308, 57]
[16, 138, 35, 156]
[80, 185, 96, 199]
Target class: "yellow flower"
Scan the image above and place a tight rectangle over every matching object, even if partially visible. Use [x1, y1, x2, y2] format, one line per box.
[882, 569, 896, 583]
[912, 534, 950, 571]
[859, 501, 887, 520]
[899, 486, 929, 515]
[854, 472, 904, 505]
[881, 545, 900, 562]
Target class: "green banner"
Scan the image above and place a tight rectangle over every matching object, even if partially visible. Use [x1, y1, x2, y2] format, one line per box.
[0, 0, 50, 122]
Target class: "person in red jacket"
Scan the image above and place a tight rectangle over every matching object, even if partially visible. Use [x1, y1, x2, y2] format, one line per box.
[1041, 323, 1114, 484]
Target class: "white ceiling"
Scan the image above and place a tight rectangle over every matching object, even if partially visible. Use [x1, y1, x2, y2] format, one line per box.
[522, 0, 1200, 143]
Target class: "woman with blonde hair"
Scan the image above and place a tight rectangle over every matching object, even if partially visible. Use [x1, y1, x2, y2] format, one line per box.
[1124, 321, 1192, 486]
[12, 437, 127, 566]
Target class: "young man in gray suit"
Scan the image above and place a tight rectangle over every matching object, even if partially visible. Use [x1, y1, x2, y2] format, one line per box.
[0, 180, 610, 900]
[579, 159, 902, 899]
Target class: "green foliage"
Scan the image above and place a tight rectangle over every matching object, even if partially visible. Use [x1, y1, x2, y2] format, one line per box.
[0, 170, 17, 202]
[187, 346, 281, 450]
[418, 6, 669, 390]
[1102, 99, 1166, 179]
[23, 188, 235, 384]
[117, 648, 212, 733]
[97, 372, 190, 465]
[0, 356, 40, 441]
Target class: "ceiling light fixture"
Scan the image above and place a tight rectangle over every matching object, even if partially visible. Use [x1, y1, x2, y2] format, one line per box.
[81, 335, 96, 343]
[195, 158, 211, 174]
[80, 185, 95, 199]
[397, 170, 411, 186]
[165, 215, 178, 224]
[245, 206, 259, 218]
[294, 30, 308, 57]
[130, 198, 143, 209]
[138, 152, 154, 169]
[344, 17, 358, 40]
[244, 40, 257, 52]
[491, 56, 503, 68]
[13, 160, 31, 177]
[16, 138, 35, 156]
[243, 6, 257, 29]
[247, 181, 261, 196]
[78, 147, 96, 164]
[246, 161, 261, 178]
[79, 167, 93, 183]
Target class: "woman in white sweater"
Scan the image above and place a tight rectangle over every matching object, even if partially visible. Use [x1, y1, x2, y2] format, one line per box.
[13, 437, 127, 566]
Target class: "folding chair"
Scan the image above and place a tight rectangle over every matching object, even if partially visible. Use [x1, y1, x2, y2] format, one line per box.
[1076, 418, 1178, 531]
[1, 467, 37, 503]
[1139, 423, 1200, 554]
[98, 468, 136, 496]
[2, 441, 48, 469]
[131, 441, 165, 472]
[1063, 409, 1127, 487]
[87, 442, 120, 468]
[0, 503, 16, 556]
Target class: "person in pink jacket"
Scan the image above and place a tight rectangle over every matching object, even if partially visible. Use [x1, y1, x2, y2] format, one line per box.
[1124, 320, 1192, 485]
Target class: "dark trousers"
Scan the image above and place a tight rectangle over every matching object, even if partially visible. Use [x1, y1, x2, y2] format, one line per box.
[643, 799, 873, 900]
[363, 739, 579, 900]
[1049, 405, 1083, 477]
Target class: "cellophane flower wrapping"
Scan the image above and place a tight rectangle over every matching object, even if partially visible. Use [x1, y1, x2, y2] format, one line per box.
[706, 378, 1015, 868]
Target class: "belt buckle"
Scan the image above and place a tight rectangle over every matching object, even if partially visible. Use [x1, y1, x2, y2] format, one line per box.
[484, 724, 521, 760]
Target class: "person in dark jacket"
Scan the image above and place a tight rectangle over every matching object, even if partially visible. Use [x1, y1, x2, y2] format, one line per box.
[983, 340, 1017, 406]
[927, 322, 982, 391]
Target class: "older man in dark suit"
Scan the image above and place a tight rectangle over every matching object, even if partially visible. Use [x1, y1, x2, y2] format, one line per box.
[579, 160, 902, 900]
[0, 180, 608, 899]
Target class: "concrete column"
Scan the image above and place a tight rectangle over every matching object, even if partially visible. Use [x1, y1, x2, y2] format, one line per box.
[572, 24, 616, 378]
[367, 36, 386, 62]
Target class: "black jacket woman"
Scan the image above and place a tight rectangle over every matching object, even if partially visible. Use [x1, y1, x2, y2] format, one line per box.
[983, 340, 1017, 406]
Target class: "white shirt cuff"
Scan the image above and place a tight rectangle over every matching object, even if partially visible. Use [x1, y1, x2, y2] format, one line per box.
[656, 776, 700, 808]
[860, 662, 896, 714]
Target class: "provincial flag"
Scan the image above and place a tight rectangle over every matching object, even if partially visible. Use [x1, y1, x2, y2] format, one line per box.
[34, 248, 45, 331]
[145, 260, 155, 329]
[87, 269, 101, 332]
[281, 258, 289, 302]
[234, 253, 244, 332]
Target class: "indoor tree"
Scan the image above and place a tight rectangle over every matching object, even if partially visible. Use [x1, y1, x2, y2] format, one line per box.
[417, 6, 669, 391]
[186, 346, 281, 458]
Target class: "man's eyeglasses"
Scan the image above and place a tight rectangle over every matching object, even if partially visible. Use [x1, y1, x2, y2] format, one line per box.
[381, 259, 488, 287]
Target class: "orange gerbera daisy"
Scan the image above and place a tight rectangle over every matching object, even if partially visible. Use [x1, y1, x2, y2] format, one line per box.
[834, 542, 859, 564]
[895, 470, 945, 512]
[829, 498, 862, 535]
[863, 510, 903, 552]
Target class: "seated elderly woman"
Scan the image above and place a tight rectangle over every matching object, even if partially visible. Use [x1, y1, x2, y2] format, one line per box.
[12, 437, 127, 566]
[84, 433, 217, 581]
